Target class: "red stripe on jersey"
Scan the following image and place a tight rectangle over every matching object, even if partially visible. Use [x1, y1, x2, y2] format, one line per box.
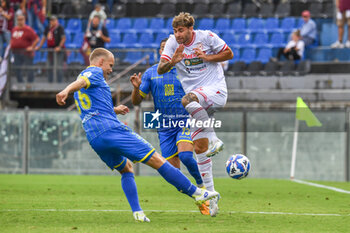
[161, 54, 171, 61]
[218, 44, 228, 53]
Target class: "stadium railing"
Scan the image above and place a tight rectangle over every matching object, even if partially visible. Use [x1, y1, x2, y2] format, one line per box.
[0, 107, 349, 181]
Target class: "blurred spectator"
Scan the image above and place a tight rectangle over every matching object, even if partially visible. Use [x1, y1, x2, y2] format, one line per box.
[92, 0, 115, 12]
[86, 3, 106, 36]
[85, 15, 110, 49]
[10, 0, 24, 13]
[24, 0, 45, 36]
[0, 0, 14, 61]
[331, 0, 350, 48]
[299, 10, 317, 47]
[274, 30, 305, 61]
[2, 0, 14, 30]
[11, 14, 38, 82]
[35, 15, 65, 83]
[10, 0, 25, 20]
[81, 15, 110, 65]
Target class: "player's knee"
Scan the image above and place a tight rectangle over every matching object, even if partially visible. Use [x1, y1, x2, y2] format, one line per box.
[145, 152, 167, 169]
[119, 160, 134, 174]
[194, 143, 208, 154]
[167, 156, 180, 168]
[181, 93, 199, 108]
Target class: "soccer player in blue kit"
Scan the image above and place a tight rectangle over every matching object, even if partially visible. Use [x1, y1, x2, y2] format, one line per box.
[56, 48, 219, 223]
[130, 39, 209, 215]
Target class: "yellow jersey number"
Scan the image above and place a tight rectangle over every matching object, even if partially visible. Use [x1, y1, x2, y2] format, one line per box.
[182, 127, 191, 136]
[164, 84, 174, 96]
[75, 90, 91, 114]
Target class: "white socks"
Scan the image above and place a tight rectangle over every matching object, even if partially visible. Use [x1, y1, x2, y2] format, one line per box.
[185, 101, 213, 133]
[196, 151, 214, 191]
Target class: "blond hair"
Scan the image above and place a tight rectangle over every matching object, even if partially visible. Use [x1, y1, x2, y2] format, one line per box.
[172, 12, 195, 28]
[89, 48, 113, 63]
[293, 29, 301, 38]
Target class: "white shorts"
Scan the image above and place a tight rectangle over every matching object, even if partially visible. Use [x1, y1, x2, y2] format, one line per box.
[190, 84, 227, 116]
[337, 11, 350, 27]
[189, 84, 227, 141]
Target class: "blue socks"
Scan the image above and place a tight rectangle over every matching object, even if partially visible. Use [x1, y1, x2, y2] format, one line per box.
[157, 161, 197, 197]
[121, 172, 142, 212]
[178, 151, 203, 186]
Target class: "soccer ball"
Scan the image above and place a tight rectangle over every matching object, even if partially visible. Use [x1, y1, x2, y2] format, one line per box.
[225, 154, 250, 179]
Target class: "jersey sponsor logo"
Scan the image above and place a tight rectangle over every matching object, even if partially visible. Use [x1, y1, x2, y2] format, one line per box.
[184, 58, 203, 66]
[150, 76, 163, 80]
[185, 64, 207, 73]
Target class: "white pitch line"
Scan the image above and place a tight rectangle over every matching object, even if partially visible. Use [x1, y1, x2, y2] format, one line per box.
[292, 179, 350, 194]
[0, 209, 349, 217]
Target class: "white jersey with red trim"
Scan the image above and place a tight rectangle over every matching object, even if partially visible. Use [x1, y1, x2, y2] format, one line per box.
[161, 30, 228, 93]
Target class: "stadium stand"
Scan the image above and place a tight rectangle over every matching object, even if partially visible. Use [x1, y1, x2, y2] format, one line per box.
[225, 2, 242, 18]
[209, 3, 225, 18]
[258, 3, 274, 18]
[275, 1, 291, 18]
[215, 18, 230, 33]
[191, 3, 209, 18]
[157, 3, 176, 18]
[3, 0, 350, 109]
[198, 18, 215, 30]
[242, 2, 259, 18]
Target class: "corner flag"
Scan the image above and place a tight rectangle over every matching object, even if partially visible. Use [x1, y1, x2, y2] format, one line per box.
[290, 97, 322, 179]
[295, 97, 322, 127]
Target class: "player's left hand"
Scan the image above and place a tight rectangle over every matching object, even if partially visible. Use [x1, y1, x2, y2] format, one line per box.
[194, 47, 207, 60]
[114, 105, 129, 115]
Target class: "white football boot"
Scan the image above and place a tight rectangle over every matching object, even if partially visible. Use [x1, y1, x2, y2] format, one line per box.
[209, 194, 220, 217]
[206, 138, 224, 157]
[193, 189, 220, 205]
[133, 211, 150, 223]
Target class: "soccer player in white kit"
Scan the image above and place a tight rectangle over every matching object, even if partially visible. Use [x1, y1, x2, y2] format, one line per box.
[157, 12, 233, 217]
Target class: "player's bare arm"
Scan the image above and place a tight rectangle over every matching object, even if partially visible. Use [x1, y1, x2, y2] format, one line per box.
[114, 105, 130, 115]
[157, 44, 185, 74]
[56, 78, 87, 106]
[194, 47, 233, 63]
[130, 72, 143, 105]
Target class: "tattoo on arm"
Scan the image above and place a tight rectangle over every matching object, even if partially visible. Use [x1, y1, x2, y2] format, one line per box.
[182, 93, 199, 107]
[158, 59, 173, 75]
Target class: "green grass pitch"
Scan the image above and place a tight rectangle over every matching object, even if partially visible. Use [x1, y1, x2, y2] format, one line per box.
[0, 174, 349, 233]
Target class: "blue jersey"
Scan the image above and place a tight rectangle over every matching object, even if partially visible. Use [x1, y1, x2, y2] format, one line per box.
[139, 64, 188, 129]
[74, 66, 122, 142]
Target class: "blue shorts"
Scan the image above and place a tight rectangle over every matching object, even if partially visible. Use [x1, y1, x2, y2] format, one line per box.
[90, 125, 155, 171]
[158, 127, 192, 160]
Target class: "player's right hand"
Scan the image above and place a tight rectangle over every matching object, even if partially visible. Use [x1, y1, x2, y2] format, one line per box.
[56, 91, 68, 106]
[171, 44, 184, 64]
[130, 72, 142, 88]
